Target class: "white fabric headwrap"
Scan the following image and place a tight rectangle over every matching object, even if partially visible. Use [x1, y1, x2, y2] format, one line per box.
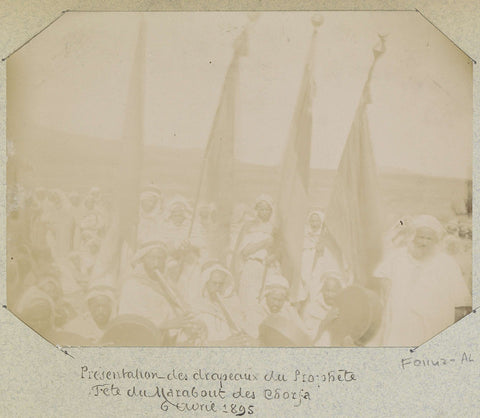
[254, 194, 274, 210]
[412, 214, 445, 240]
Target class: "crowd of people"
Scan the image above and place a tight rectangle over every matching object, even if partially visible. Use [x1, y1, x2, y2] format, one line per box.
[7, 184, 473, 347]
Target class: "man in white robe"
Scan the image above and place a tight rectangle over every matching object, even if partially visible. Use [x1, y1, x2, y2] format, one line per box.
[374, 214, 471, 346]
[232, 194, 277, 313]
[61, 277, 117, 345]
[246, 273, 308, 344]
[117, 241, 197, 345]
[78, 195, 106, 242]
[302, 211, 324, 280]
[301, 271, 345, 345]
[191, 202, 218, 260]
[301, 210, 340, 300]
[192, 262, 249, 346]
[137, 185, 164, 243]
[160, 196, 193, 252]
[160, 196, 205, 298]
[14, 286, 57, 338]
[14, 285, 89, 345]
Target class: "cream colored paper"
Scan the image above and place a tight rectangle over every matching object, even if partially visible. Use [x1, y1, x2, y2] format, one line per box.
[1, 1, 479, 416]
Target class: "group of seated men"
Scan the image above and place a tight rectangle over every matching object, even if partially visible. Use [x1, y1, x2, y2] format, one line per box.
[7, 184, 472, 347]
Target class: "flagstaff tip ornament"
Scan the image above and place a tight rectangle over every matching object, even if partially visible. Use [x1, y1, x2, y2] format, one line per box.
[311, 14, 324, 27]
[247, 12, 260, 23]
[373, 33, 388, 58]
[233, 14, 260, 57]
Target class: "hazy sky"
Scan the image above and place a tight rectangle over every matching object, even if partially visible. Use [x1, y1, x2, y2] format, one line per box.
[7, 11, 473, 178]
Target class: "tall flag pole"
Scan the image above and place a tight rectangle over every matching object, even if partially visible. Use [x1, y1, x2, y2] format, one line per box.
[323, 34, 387, 288]
[118, 18, 146, 249]
[276, 16, 323, 302]
[92, 18, 146, 279]
[188, 15, 257, 262]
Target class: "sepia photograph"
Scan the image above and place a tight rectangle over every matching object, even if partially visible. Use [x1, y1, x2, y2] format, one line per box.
[6, 11, 473, 348]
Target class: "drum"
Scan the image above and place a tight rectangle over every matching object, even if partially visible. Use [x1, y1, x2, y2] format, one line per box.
[328, 285, 383, 346]
[100, 314, 161, 346]
[258, 314, 312, 347]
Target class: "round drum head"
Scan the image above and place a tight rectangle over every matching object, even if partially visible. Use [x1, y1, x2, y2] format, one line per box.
[100, 314, 160, 346]
[259, 314, 312, 347]
[330, 285, 382, 345]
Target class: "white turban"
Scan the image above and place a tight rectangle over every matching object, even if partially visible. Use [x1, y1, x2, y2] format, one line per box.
[140, 185, 162, 201]
[200, 263, 235, 298]
[264, 274, 290, 296]
[254, 194, 274, 210]
[87, 273, 117, 302]
[166, 195, 193, 217]
[412, 215, 445, 240]
[140, 191, 160, 201]
[86, 285, 116, 305]
[166, 257, 180, 270]
[308, 210, 325, 223]
[318, 270, 350, 289]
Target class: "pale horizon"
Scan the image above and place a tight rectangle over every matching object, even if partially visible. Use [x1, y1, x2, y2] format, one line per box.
[7, 11, 473, 179]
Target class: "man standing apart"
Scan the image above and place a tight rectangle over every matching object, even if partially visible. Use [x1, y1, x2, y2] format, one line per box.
[374, 215, 471, 346]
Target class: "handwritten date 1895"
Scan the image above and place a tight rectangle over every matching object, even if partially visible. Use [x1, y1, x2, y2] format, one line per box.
[221, 404, 255, 416]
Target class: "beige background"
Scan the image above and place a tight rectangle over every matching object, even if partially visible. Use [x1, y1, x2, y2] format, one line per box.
[1, 1, 479, 416]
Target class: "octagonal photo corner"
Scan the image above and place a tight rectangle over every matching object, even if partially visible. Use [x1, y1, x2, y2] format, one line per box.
[5, 10, 473, 348]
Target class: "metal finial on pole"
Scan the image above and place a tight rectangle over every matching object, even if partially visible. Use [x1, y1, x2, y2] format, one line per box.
[305, 14, 323, 82]
[247, 12, 260, 24]
[187, 13, 258, 241]
[362, 34, 387, 104]
[373, 33, 388, 59]
[311, 14, 324, 28]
